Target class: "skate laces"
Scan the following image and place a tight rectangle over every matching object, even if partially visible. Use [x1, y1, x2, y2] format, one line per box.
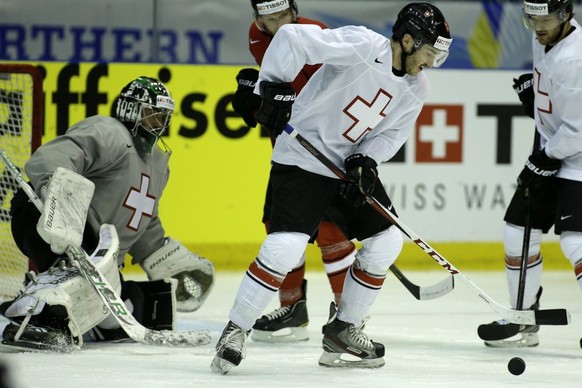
[217, 323, 247, 357]
[263, 305, 292, 321]
[347, 317, 374, 350]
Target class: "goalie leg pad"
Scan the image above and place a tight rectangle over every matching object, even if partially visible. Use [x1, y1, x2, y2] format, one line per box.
[141, 238, 215, 312]
[123, 278, 177, 331]
[87, 278, 177, 342]
[3, 225, 121, 347]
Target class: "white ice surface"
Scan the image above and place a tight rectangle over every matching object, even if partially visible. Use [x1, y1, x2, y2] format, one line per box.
[1, 270, 581, 388]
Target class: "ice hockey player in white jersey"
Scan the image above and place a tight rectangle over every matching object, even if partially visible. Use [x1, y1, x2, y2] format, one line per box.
[1, 76, 214, 352]
[480, 0, 582, 348]
[211, 3, 452, 373]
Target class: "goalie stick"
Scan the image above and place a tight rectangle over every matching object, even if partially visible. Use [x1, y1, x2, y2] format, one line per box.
[0, 148, 211, 348]
[283, 124, 570, 326]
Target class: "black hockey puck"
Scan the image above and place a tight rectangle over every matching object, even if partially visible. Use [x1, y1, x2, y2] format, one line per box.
[508, 357, 526, 375]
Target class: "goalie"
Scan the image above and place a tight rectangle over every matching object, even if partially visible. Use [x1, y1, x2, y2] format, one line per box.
[1, 76, 214, 351]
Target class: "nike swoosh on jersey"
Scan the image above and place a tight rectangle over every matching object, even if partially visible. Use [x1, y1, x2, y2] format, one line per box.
[374, 57, 383, 64]
[560, 215, 573, 221]
[250, 39, 261, 44]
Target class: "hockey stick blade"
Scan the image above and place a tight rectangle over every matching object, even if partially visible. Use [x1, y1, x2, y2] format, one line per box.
[0, 149, 211, 348]
[477, 323, 520, 341]
[389, 264, 454, 300]
[477, 308, 571, 340]
[283, 125, 571, 326]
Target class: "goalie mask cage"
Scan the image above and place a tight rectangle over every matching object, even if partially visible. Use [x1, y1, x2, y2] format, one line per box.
[0, 64, 43, 301]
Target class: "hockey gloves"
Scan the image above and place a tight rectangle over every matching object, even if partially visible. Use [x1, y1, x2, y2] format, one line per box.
[256, 81, 295, 138]
[232, 68, 262, 127]
[517, 148, 560, 191]
[513, 73, 535, 119]
[339, 154, 378, 207]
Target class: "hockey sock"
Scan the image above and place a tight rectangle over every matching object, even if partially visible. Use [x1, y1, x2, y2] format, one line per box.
[230, 260, 284, 330]
[317, 221, 357, 304]
[337, 264, 385, 326]
[278, 262, 305, 306]
[505, 253, 543, 309]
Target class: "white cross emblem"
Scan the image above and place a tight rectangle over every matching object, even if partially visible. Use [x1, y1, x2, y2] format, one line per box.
[419, 109, 459, 158]
[343, 89, 393, 142]
[124, 174, 155, 231]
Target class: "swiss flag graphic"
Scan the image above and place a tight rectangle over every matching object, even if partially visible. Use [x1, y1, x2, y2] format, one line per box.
[415, 105, 463, 163]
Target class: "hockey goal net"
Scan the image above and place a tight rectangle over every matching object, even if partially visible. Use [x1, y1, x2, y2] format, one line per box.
[0, 64, 42, 301]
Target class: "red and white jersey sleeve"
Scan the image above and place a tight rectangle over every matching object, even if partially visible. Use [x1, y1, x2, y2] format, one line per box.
[532, 19, 582, 181]
[249, 17, 326, 94]
[255, 24, 429, 178]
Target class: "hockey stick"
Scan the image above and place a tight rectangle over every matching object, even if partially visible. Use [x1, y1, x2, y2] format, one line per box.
[389, 264, 454, 300]
[0, 148, 211, 347]
[477, 189, 536, 340]
[517, 188, 533, 310]
[283, 124, 570, 326]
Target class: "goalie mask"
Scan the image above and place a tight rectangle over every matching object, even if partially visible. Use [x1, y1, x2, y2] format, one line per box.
[116, 76, 174, 158]
[522, 0, 573, 31]
[392, 3, 453, 68]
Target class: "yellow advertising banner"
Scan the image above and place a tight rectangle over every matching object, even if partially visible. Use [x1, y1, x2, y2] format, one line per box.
[19, 62, 277, 270]
[5, 62, 567, 271]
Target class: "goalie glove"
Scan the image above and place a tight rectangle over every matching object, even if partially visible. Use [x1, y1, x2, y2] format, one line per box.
[513, 73, 534, 119]
[36, 167, 94, 254]
[339, 154, 378, 207]
[141, 238, 215, 312]
[231, 68, 262, 127]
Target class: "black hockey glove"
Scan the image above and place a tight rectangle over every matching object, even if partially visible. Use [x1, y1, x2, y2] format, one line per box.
[339, 154, 378, 207]
[517, 148, 560, 191]
[256, 81, 295, 138]
[513, 73, 535, 119]
[231, 68, 262, 127]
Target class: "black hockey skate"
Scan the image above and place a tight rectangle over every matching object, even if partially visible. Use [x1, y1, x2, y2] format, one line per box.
[319, 302, 384, 368]
[479, 287, 542, 347]
[210, 321, 250, 374]
[251, 279, 309, 342]
[1, 319, 76, 353]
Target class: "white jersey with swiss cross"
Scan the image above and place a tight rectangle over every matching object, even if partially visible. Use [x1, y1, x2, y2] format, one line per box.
[532, 19, 582, 182]
[25, 115, 170, 265]
[255, 24, 429, 178]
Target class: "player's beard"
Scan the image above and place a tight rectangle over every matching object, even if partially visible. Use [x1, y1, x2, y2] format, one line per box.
[405, 54, 423, 76]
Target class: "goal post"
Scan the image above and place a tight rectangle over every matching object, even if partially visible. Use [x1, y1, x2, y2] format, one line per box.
[0, 63, 43, 301]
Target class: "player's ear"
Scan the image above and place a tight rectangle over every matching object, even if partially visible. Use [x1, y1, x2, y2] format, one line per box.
[401, 34, 415, 53]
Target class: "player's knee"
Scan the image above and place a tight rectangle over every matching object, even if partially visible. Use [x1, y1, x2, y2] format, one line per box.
[560, 231, 582, 267]
[503, 223, 542, 258]
[258, 231, 310, 273]
[357, 225, 403, 274]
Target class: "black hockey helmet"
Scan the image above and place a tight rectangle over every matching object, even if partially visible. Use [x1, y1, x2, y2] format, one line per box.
[251, 0, 298, 17]
[522, 0, 573, 29]
[116, 76, 174, 157]
[392, 3, 452, 67]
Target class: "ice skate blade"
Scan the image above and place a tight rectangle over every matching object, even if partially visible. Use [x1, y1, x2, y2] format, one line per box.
[318, 350, 385, 368]
[484, 332, 539, 348]
[251, 326, 309, 343]
[210, 355, 236, 375]
[0, 339, 77, 353]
